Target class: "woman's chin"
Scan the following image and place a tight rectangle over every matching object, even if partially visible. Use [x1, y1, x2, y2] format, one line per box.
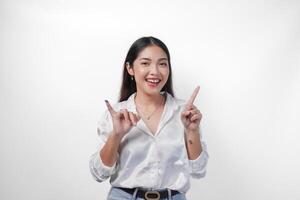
[137, 83, 164, 96]
[143, 88, 162, 96]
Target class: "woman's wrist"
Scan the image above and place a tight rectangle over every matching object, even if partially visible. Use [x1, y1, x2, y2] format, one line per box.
[111, 130, 124, 143]
[184, 127, 200, 135]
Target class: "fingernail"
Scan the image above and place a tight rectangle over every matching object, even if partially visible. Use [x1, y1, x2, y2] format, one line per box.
[105, 100, 108, 103]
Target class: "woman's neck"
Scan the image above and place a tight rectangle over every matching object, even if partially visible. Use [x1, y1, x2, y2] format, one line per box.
[134, 91, 164, 110]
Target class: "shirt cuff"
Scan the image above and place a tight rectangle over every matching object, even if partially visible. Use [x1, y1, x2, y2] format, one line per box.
[90, 150, 117, 182]
[189, 149, 209, 178]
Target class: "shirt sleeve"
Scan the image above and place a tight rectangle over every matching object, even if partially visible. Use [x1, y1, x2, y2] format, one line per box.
[188, 127, 209, 179]
[89, 110, 118, 182]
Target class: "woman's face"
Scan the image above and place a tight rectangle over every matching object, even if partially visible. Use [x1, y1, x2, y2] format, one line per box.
[127, 45, 170, 96]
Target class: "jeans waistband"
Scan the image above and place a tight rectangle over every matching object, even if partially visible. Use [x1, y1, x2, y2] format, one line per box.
[116, 187, 179, 199]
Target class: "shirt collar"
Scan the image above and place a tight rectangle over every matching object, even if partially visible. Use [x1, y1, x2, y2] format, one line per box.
[126, 92, 179, 113]
[126, 91, 180, 136]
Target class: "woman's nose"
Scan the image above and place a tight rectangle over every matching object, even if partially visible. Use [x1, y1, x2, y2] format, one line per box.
[149, 64, 159, 74]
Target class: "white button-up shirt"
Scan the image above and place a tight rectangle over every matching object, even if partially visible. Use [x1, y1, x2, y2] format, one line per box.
[89, 92, 209, 193]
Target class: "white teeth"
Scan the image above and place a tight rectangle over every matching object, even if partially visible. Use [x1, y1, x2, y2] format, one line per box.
[146, 79, 160, 83]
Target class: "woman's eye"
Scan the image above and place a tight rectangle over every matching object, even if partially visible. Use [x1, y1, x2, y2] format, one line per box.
[141, 62, 149, 66]
[160, 63, 167, 66]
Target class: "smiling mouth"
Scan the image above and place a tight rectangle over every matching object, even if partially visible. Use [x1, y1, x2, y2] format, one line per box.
[145, 78, 161, 84]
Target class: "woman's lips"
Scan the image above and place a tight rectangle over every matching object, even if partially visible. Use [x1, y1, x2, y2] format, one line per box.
[145, 78, 161, 88]
[146, 81, 159, 87]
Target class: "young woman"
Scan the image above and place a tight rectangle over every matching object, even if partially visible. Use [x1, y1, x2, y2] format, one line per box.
[89, 36, 209, 200]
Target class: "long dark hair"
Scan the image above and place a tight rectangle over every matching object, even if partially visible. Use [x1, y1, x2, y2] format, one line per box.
[119, 36, 174, 102]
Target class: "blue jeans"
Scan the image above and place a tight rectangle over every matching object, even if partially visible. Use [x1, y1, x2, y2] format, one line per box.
[107, 187, 187, 200]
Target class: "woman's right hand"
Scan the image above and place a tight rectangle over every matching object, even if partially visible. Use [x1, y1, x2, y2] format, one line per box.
[105, 100, 140, 139]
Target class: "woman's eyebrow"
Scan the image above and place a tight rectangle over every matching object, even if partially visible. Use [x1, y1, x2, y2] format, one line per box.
[138, 57, 168, 61]
[139, 58, 151, 61]
[158, 58, 168, 61]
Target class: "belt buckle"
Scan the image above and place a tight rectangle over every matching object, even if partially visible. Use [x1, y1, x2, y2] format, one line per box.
[144, 191, 160, 200]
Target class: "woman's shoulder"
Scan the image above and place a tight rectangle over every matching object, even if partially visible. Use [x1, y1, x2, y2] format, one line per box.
[173, 97, 186, 106]
[166, 92, 187, 110]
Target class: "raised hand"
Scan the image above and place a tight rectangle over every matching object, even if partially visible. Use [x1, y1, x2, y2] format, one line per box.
[105, 100, 140, 139]
[181, 86, 202, 132]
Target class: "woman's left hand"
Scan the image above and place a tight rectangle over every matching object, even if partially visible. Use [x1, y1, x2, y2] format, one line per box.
[181, 86, 202, 132]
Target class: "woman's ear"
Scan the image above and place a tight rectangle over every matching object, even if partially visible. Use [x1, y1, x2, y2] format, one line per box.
[126, 62, 134, 76]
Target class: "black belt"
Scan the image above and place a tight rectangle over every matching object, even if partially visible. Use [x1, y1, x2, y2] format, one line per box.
[117, 187, 180, 199]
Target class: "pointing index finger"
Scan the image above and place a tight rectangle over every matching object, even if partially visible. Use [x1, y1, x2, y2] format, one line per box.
[186, 86, 200, 109]
[105, 100, 116, 116]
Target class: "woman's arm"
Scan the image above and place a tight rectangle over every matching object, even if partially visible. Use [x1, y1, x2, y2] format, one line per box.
[185, 128, 202, 160]
[100, 100, 140, 167]
[100, 131, 123, 167]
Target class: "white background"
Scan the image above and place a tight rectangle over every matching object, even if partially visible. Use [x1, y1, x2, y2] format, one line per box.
[1, 0, 300, 199]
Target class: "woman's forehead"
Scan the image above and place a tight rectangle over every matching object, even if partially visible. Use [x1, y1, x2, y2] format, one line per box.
[136, 45, 168, 60]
